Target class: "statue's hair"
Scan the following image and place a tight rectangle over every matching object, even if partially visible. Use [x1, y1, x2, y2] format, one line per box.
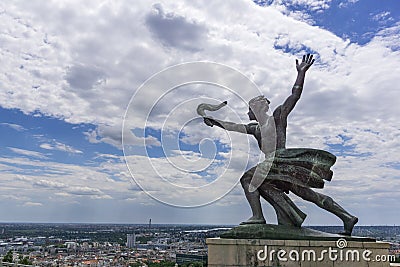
[249, 95, 270, 106]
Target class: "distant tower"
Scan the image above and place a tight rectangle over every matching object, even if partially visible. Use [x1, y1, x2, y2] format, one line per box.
[149, 219, 152, 229]
[126, 233, 136, 248]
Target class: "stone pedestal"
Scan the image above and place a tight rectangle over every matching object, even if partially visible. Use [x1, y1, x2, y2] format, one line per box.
[207, 238, 391, 267]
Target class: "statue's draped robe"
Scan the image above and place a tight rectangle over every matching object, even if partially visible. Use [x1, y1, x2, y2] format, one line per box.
[248, 148, 336, 226]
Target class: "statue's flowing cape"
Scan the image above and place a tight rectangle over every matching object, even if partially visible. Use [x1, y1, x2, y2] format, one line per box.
[252, 148, 336, 190]
[246, 148, 336, 226]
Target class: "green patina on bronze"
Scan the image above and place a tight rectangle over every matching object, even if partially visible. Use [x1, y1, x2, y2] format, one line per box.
[260, 148, 336, 189]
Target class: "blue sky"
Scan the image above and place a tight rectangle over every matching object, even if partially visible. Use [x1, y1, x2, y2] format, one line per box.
[256, 0, 400, 45]
[0, 107, 121, 165]
[0, 0, 399, 225]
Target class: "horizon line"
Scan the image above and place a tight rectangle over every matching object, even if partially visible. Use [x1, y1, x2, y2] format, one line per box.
[0, 221, 398, 227]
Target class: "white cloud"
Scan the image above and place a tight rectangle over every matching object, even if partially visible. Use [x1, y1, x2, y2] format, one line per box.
[0, 122, 26, 131]
[372, 22, 400, 51]
[0, 154, 134, 205]
[34, 179, 67, 189]
[67, 186, 106, 196]
[40, 141, 83, 154]
[371, 11, 393, 23]
[23, 202, 43, 207]
[145, 3, 208, 51]
[8, 147, 48, 159]
[338, 0, 359, 8]
[266, 0, 332, 12]
[124, 153, 242, 207]
[85, 124, 161, 149]
[3, 0, 347, 146]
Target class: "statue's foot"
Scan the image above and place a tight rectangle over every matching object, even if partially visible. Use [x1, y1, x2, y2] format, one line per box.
[240, 216, 266, 225]
[340, 216, 358, 236]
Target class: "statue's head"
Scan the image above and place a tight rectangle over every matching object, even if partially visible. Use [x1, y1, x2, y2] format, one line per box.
[248, 96, 270, 121]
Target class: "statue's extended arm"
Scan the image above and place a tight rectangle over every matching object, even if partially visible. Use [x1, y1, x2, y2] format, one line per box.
[204, 117, 248, 134]
[281, 54, 315, 117]
[199, 101, 249, 133]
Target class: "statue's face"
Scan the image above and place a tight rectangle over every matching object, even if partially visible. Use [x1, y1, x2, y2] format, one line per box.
[248, 109, 256, 121]
[248, 100, 269, 121]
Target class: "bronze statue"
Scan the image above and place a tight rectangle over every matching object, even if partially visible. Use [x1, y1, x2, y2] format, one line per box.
[202, 54, 358, 235]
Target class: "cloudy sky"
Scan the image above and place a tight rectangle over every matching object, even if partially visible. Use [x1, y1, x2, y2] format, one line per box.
[0, 0, 399, 226]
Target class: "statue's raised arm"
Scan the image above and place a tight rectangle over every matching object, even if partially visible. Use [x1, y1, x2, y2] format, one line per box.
[280, 54, 315, 118]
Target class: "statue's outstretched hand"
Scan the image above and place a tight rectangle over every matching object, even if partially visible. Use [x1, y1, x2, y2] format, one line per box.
[203, 116, 216, 127]
[296, 54, 315, 73]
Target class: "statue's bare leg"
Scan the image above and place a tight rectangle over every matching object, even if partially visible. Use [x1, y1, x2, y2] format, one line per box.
[240, 168, 266, 224]
[240, 168, 307, 226]
[290, 185, 358, 235]
[258, 183, 307, 227]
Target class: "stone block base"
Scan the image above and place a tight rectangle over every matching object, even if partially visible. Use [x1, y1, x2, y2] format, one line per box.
[207, 238, 391, 267]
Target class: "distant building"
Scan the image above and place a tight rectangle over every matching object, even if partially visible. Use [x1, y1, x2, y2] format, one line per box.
[0, 242, 8, 256]
[126, 233, 136, 248]
[64, 241, 77, 250]
[176, 253, 207, 265]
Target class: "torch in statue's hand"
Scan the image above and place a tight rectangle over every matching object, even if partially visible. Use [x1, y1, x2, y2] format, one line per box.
[197, 101, 228, 127]
[197, 101, 227, 117]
